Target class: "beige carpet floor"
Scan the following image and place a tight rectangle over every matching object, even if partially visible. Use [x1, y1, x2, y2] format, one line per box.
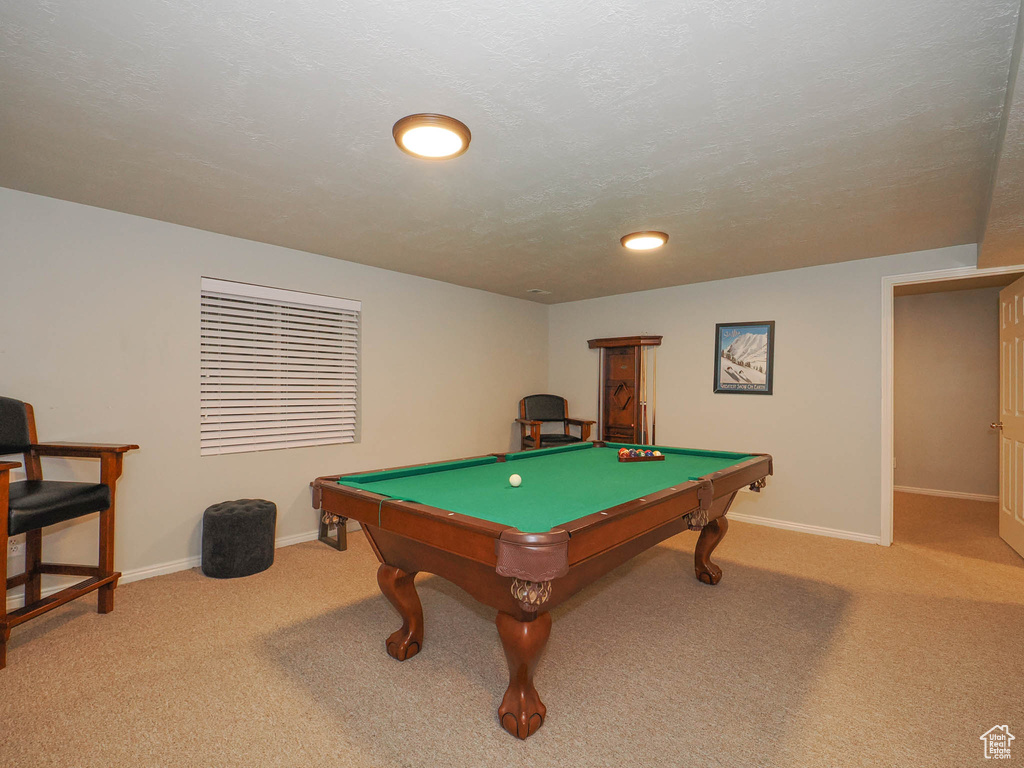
[2, 493, 1022, 767]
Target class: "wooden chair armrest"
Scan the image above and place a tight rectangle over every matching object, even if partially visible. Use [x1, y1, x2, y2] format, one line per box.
[514, 419, 543, 426]
[31, 443, 137, 486]
[565, 418, 596, 426]
[31, 443, 139, 458]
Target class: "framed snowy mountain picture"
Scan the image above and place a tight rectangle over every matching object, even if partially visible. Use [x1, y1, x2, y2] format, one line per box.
[713, 321, 775, 394]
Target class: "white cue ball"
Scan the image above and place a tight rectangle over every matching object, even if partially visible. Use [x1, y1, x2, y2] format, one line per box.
[509, 473, 522, 487]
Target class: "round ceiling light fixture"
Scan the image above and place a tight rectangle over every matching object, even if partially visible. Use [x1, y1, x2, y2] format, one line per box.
[393, 113, 472, 160]
[620, 231, 669, 251]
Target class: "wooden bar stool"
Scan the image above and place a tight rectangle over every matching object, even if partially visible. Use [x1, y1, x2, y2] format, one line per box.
[1, 396, 137, 669]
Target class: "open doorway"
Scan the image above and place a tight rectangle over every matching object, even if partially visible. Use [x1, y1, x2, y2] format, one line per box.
[885, 270, 1024, 563]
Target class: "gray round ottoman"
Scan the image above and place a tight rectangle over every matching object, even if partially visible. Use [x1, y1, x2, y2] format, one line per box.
[201, 499, 277, 578]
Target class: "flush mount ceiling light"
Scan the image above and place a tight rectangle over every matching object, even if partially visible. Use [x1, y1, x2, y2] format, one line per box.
[620, 231, 669, 251]
[393, 113, 471, 160]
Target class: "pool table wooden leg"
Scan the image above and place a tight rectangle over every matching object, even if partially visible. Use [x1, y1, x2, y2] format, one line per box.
[694, 516, 729, 585]
[496, 610, 551, 740]
[377, 564, 423, 661]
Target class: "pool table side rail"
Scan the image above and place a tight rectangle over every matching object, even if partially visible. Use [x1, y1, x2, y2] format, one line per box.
[315, 451, 509, 486]
[313, 481, 511, 569]
[558, 480, 709, 564]
[702, 452, 773, 496]
[314, 475, 570, 575]
[560, 453, 771, 563]
[601, 442, 753, 461]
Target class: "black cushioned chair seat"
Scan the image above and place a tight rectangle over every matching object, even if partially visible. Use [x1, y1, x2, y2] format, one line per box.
[8, 480, 112, 536]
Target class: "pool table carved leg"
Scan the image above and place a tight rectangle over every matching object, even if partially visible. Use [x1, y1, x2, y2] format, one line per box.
[377, 564, 423, 661]
[496, 610, 551, 740]
[694, 517, 729, 585]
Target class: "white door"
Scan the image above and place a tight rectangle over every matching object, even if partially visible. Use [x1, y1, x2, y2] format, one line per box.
[998, 277, 1024, 559]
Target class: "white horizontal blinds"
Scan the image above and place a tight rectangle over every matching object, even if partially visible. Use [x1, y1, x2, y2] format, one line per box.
[200, 278, 361, 456]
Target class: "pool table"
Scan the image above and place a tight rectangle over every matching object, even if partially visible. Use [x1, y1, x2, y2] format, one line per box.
[311, 441, 772, 739]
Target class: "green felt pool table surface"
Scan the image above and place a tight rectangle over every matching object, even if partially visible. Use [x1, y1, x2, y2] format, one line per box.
[336, 442, 757, 533]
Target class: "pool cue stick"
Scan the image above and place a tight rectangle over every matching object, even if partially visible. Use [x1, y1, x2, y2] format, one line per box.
[640, 346, 647, 443]
[645, 347, 651, 443]
[652, 347, 657, 445]
[638, 346, 643, 442]
[638, 348, 647, 444]
[598, 348, 604, 440]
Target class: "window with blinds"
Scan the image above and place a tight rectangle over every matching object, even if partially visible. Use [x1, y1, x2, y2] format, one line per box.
[200, 277, 361, 456]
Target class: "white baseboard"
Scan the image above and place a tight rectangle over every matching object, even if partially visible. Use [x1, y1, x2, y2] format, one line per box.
[6, 526, 343, 611]
[728, 512, 882, 545]
[894, 486, 998, 503]
[272, 530, 321, 550]
[118, 553, 202, 586]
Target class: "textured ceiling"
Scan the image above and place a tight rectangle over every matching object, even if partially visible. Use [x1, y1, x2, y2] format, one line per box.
[1, 0, 1021, 303]
[980, 1, 1024, 268]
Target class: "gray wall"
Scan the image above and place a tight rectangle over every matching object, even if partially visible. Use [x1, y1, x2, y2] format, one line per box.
[1, 188, 549, 585]
[547, 245, 977, 541]
[894, 288, 1000, 496]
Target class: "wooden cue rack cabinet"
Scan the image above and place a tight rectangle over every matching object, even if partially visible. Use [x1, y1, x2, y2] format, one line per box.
[587, 335, 662, 444]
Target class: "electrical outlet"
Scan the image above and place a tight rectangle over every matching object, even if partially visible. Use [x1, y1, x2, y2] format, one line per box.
[8, 539, 25, 556]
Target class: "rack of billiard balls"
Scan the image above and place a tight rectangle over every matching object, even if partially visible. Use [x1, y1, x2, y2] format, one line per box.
[617, 447, 664, 463]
